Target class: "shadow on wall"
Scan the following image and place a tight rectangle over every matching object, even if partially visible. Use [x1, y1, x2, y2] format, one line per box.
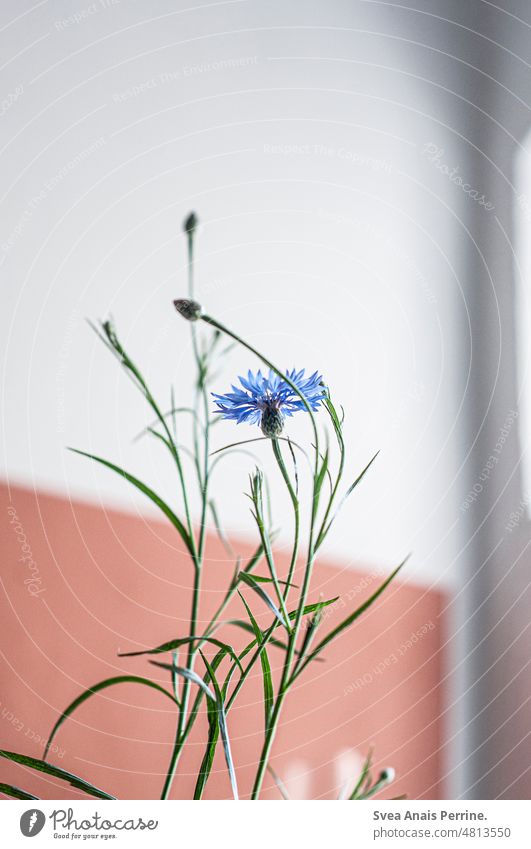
[0, 483, 444, 800]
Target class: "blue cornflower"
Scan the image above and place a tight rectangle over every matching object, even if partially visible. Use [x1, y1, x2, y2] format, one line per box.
[212, 368, 326, 437]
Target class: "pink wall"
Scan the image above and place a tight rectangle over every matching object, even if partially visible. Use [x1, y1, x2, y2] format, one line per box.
[1, 483, 445, 800]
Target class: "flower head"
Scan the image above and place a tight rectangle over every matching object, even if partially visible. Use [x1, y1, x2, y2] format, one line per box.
[174, 298, 202, 321]
[213, 368, 326, 437]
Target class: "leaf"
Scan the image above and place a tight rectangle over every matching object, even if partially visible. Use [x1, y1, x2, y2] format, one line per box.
[318, 452, 379, 546]
[250, 575, 298, 589]
[193, 692, 220, 800]
[199, 652, 239, 800]
[297, 559, 408, 673]
[238, 572, 289, 630]
[148, 662, 215, 702]
[312, 446, 330, 514]
[0, 782, 39, 800]
[287, 597, 339, 620]
[323, 394, 343, 439]
[211, 436, 306, 458]
[286, 437, 299, 497]
[119, 637, 242, 671]
[238, 592, 274, 730]
[44, 675, 179, 760]
[133, 406, 199, 443]
[170, 651, 180, 704]
[68, 449, 193, 556]
[348, 749, 373, 800]
[189, 648, 230, 799]
[0, 750, 115, 800]
[226, 619, 325, 663]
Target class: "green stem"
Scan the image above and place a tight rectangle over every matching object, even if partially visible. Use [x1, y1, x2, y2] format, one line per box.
[196, 313, 325, 800]
[271, 439, 300, 600]
[161, 219, 211, 800]
[160, 562, 200, 799]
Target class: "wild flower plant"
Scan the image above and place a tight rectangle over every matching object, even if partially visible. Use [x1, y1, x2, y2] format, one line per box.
[0, 213, 405, 801]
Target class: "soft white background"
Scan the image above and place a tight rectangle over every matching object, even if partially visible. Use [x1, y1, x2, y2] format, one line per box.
[0, 0, 471, 590]
[2, 0, 531, 800]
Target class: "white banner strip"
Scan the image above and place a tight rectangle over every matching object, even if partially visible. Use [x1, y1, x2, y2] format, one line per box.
[0, 800, 527, 847]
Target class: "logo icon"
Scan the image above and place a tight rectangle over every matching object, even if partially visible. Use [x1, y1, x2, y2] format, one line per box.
[20, 809, 46, 837]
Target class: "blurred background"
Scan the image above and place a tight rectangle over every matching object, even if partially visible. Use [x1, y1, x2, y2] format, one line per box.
[1, 0, 530, 799]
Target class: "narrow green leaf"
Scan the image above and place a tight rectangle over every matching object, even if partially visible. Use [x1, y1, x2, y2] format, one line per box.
[287, 597, 339, 620]
[238, 572, 289, 630]
[119, 637, 242, 671]
[44, 675, 179, 759]
[348, 748, 373, 800]
[314, 447, 329, 498]
[0, 782, 39, 800]
[250, 575, 298, 589]
[133, 406, 199, 443]
[224, 619, 325, 663]
[211, 436, 306, 458]
[193, 693, 219, 799]
[189, 647, 231, 799]
[199, 652, 239, 800]
[224, 619, 291, 652]
[318, 452, 379, 546]
[148, 662, 215, 702]
[170, 651, 180, 704]
[0, 750, 115, 800]
[299, 559, 408, 672]
[238, 592, 274, 729]
[68, 449, 193, 556]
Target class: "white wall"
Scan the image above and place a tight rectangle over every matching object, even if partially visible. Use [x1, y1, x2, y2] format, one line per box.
[1, 0, 475, 593]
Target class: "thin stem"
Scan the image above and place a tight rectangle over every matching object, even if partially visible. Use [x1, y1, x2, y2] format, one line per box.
[271, 439, 300, 601]
[160, 562, 200, 799]
[161, 219, 211, 799]
[196, 313, 325, 799]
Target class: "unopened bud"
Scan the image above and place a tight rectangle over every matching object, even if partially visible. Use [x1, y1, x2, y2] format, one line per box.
[173, 298, 202, 321]
[260, 407, 284, 438]
[183, 211, 198, 235]
[378, 768, 395, 784]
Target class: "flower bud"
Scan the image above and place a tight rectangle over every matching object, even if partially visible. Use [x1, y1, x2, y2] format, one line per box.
[183, 212, 198, 235]
[260, 407, 284, 438]
[173, 298, 202, 321]
[378, 768, 395, 784]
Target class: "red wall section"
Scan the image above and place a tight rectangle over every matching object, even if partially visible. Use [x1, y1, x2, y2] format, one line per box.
[0, 483, 445, 800]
